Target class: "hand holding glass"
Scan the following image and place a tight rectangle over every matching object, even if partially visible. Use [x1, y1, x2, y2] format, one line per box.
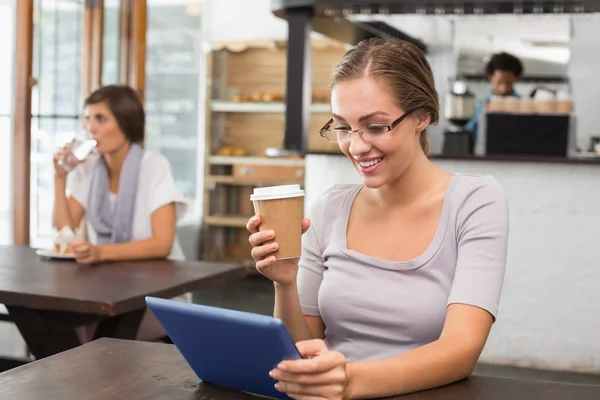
[55, 139, 97, 173]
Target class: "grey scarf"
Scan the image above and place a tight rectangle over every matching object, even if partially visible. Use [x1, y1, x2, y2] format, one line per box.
[87, 143, 144, 244]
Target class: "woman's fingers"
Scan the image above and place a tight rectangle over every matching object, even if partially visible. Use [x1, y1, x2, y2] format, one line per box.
[251, 242, 278, 262]
[301, 218, 311, 234]
[255, 255, 277, 271]
[248, 229, 275, 247]
[246, 215, 261, 234]
[72, 246, 90, 257]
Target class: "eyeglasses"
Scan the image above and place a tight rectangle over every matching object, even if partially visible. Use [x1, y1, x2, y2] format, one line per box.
[319, 109, 416, 144]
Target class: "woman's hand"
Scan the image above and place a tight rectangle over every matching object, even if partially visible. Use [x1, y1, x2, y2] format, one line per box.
[270, 339, 349, 400]
[53, 140, 84, 178]
[246, 215, 310, 286]
[70, 240, 102, 264]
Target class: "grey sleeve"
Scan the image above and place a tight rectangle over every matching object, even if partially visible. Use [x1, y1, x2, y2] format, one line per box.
[297, 205, 326, 317]
[447, 177, 509, 319]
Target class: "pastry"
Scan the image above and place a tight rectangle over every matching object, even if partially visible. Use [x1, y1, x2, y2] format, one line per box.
[54, 226, 77, 255]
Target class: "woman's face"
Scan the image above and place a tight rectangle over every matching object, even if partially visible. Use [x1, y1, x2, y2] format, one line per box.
[331, 77, 429, 189]
[85, 102, 128, 154]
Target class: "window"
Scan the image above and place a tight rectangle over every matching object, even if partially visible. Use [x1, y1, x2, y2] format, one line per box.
[29, 0, 204, 246]
[145, 1, 204, 222]
[30, 0, 85, 248]
[102, 0, 121, 85]
[0, 1, 15, 245]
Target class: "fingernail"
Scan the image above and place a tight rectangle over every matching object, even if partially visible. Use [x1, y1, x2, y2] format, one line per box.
[270, 256, 277, 263]
[267, 231, 275, 238]
[271, 243, 278, 251]
[277, 363, 287, 370]
[269, 369, 276, 378]
[274, 383, 282, 391]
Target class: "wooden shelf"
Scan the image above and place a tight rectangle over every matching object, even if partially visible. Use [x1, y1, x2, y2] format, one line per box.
[208, 155, 305, 167]
[204, 215, 250, 228]
[211, 100, 331, 113]
[206, 175, 303, 186]
[202, 44, 345, 264]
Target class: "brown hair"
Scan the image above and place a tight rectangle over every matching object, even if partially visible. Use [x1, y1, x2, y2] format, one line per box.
[329, 38, 439, 155]
[84, 85, 145, 143]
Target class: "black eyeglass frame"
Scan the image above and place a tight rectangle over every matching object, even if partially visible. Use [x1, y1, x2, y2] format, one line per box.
[319, 108, 416, 142]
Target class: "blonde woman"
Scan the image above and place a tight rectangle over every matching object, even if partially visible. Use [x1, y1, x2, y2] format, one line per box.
[247, 39, 509, 399]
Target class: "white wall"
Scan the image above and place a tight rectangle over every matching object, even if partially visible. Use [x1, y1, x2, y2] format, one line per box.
[203, 0, 288, 43]
[305, 154, 600, 374]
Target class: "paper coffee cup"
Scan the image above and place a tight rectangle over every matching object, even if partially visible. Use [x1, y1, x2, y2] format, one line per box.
[250, 184, 304, 260]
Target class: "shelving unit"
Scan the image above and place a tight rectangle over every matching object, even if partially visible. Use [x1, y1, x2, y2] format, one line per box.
[211, 100, 331, 113]
[202, 40, 345, 265]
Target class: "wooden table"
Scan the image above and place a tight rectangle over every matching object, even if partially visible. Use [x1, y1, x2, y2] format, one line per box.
[0, 246, 246, 364]
[1, 338, 599, 400]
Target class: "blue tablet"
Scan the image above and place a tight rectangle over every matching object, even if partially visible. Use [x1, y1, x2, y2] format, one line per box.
[146, 296, 301, 399]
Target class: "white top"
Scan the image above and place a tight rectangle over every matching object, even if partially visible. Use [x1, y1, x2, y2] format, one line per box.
[67, 152, 187, 261]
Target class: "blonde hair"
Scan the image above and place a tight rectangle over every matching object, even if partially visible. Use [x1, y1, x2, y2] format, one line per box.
[329, 39, 439, 155]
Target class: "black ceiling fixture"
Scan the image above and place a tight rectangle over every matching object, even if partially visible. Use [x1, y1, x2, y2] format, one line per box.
[272, 0, 599, 154]
[272, 0, 600, 16]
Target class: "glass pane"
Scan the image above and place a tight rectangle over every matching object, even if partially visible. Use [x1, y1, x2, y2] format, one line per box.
[31, 0, 85, 245]
[0, 117, 12, 245]
[146, 1, 203, 219]
[55, 2, 83, 116]
[0, 5, 14, 115]
[102, 0, 121, 85]
[32, 0, 84, 117]
[31, 117, 81, 247]
[0, 1, 15, 246]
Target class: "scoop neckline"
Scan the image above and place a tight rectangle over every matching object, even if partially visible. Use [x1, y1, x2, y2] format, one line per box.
[336, 174, 459, 271]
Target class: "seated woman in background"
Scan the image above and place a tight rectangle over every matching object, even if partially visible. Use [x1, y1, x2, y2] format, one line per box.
[247, 39, 509, 399]
[52, 84, 189, 341]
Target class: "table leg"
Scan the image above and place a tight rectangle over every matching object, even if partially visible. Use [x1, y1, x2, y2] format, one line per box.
[93, 308, 146, 340]
[0, 355, 32, 373]
[6, 306, 88, 359]
[6, 306, 146, 360]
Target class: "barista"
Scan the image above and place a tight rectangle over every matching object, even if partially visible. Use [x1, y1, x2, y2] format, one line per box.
[465, 51, 524, 143]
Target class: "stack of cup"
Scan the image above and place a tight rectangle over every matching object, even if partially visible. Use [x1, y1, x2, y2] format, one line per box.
[519, 98, 535, 114]
[533, 89, 556, 114]
[250, 184, 305, 259]
[503, 97, 520, 113]
[555, 91, 573, 114]
[487, 96, 505, 112]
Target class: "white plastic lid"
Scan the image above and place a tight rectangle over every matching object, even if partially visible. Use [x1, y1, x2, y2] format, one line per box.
[250, 184, 304, 201]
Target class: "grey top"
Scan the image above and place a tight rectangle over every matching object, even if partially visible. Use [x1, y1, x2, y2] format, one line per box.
[298, 174, 509, 363]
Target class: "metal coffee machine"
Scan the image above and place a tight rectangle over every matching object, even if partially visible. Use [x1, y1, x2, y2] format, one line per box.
[442, 80, 476, 156]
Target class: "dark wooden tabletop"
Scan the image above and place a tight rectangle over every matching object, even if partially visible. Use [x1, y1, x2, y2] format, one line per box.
[1, 338, 598, 400]
[0, 245, 247, 315]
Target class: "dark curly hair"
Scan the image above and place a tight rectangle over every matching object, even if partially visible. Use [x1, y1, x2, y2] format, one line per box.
[485, 52, 524, 78]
